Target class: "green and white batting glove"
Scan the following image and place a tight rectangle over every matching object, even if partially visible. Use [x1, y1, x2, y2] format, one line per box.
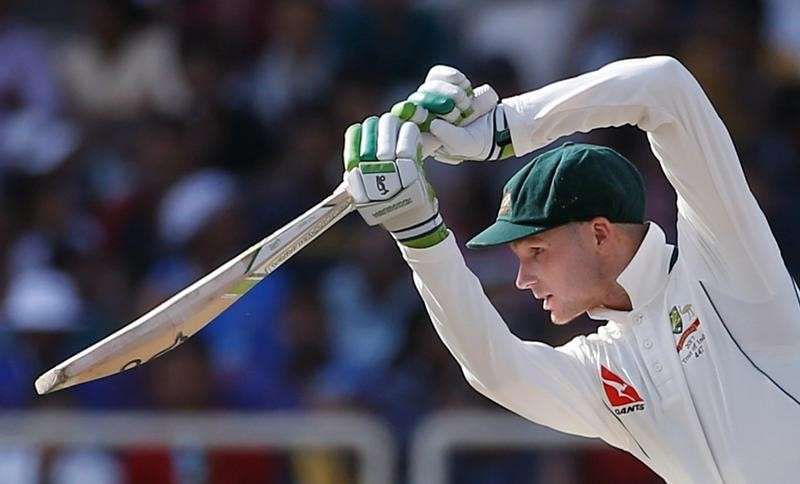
[392, 66, 514, 164]
[394, 66, 476, 130]
[343, 114, 448, 249]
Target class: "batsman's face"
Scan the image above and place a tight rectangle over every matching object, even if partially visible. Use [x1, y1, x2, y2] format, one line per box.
[511, 224, 605, 325]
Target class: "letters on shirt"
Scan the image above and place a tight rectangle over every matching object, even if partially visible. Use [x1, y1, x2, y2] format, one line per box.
[671, 303, 707, 364]
[601, 365, 647, 415]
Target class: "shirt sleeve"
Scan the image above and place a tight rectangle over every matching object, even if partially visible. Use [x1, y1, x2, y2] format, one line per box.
[502, 55, 788, 300]
[399, 233, 627, 446]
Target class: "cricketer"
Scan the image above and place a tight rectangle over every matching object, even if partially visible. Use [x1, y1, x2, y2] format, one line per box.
[341, 56, 800, 483]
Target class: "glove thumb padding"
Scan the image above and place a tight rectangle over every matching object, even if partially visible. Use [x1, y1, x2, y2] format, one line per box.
[420, 132, 443, 159]
[429, 119, 474, 154]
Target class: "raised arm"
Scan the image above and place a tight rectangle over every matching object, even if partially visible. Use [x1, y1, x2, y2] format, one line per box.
[503, 56, 787, 298]
[409, 56, 789, 299]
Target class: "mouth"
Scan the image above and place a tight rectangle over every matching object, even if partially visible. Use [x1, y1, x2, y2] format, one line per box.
[531, 289, 551, 300]
[543, 295, 552, 311]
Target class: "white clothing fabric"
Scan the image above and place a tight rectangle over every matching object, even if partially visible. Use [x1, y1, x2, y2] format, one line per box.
[399, 56, 800, 483]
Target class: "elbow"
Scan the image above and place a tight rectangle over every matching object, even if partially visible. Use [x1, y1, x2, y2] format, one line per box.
[606, 55, 699, 108]
[640, 55, 697, 90]
[463, 367, 496, 397]
[648, 55, 693, 79]
[463, 367, 511, 403]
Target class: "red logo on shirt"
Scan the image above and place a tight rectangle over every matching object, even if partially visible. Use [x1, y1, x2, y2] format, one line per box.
[601, 365, 644, 407]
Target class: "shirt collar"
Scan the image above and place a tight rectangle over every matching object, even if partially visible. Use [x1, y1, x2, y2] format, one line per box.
[586, 222, 674, 322]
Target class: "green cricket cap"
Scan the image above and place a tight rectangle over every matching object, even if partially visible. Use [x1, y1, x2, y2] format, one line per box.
[467, 142, 646, 249]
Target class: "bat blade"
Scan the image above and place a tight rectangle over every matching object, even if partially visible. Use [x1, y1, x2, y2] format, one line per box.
[35, 185, 355, 395]
[35, 84, 499, 395]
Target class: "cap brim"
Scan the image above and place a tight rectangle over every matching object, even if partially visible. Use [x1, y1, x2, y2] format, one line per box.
[466, 220, 550, 249]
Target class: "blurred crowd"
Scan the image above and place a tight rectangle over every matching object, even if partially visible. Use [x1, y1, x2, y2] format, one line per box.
[0, 0, 798, 482]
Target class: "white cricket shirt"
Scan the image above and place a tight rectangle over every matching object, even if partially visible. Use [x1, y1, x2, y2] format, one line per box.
[399, 56, 800, 483]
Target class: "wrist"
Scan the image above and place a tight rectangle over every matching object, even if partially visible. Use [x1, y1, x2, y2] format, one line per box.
[488, 104, 515, 161]
[391, 214, 449, 248]
[497, 97, 535, 157]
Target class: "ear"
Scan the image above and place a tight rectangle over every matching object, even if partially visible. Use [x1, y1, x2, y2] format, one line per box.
[589, 217, 614, 250]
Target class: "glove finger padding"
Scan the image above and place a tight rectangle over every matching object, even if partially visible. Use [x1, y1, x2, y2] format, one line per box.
[425, 65, 473, 96]
[418, 66, 475, 123]
[359, 115, 379, 160]
[407, 91, 462, 124]
[393, 83, 500, 164]
[392, 83, 498, 134]
[358, 120, 419, 203]
[376, 113, 400, 161]
[396, 122, 421, 160]
[462, 84, 498, 125]
[418, 80, 472, 116]
[344, 118, 423, 216]
[345, 119, 400, 204]
[343, 123, 362, 171]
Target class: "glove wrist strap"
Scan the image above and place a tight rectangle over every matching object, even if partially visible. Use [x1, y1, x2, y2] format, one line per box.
[392, 214, 449, 248]
[484, 104, 515, 161]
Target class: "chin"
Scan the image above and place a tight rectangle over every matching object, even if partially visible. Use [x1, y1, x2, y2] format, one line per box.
[540, 295, 586, 325]
[548, 306, 583, 325]
[550, 313, 575, 325]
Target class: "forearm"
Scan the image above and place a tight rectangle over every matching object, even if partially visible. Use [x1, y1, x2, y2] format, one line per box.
[398, 233, 617, 439]
[399, 232, 528, 392]
[502, 56, 684, 156]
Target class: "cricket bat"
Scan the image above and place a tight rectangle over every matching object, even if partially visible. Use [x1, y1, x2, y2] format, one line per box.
[35, 85, 499, 395]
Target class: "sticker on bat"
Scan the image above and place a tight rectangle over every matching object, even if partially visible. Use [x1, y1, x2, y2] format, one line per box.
[120, 331, 189, 371]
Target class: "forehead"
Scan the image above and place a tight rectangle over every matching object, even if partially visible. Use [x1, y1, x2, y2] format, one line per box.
[510, 224, 576, 250]
[509, 233, 548, 253]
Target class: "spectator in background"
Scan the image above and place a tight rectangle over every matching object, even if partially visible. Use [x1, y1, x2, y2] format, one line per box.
[150, 169, 298, 409]
[180, 37, 272, 174]
[676, 0, 769, 149]
[0, 264, 121, 484]
[755, 82, 800, 270]
[0, 1, 60, 120]
[461, 0, 591, 86]
[332, 0, 451, 85]
[0, 0, 78, 176]
[234, 0, 335, 128]
[315, 229, 418, 403]
[179, 0, 266, 66]
[118, 341, 288, 483]
[0, 266, 83, 408]
[763, 0, 800, 78]
[0, 1, 795, 482]
[58, 0, 191, 121]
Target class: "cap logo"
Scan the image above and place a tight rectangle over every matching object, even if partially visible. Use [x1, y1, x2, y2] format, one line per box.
[498, 192, 512, 217]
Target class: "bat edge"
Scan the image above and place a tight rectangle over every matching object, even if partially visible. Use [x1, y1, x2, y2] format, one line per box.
[35, 368, 64, 395]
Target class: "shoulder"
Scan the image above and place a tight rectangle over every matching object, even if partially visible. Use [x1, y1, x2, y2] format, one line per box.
[557, 321, 626, 363]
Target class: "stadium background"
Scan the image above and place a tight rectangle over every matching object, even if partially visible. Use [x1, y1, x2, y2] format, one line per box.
[0, 0, 798, 482]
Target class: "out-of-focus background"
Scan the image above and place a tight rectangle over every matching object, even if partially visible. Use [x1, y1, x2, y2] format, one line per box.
[0, 0, 797, 482]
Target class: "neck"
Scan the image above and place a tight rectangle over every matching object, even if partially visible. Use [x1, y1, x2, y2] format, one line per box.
[597, 223, 649, 312]
[601, 282, 634, 312]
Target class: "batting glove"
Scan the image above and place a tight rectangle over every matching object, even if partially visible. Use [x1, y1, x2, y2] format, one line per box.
[343, 114, 448, 249]
[392, 66, 514, 164]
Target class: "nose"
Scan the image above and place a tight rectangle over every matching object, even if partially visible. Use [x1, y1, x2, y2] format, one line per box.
[515, 263, 537, 290]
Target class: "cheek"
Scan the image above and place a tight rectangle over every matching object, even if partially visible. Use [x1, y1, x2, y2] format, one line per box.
[547, 255, 598, 298]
